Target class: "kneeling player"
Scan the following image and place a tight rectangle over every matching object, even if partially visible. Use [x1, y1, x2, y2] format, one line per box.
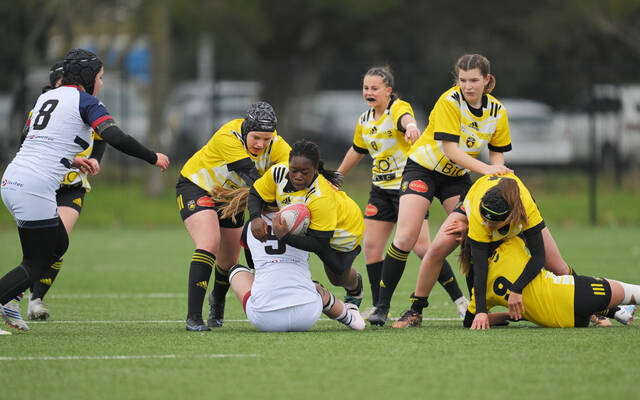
[228, 212, 365, 332]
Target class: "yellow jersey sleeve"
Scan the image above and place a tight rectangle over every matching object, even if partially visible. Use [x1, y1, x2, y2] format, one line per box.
[269, 134, 292, 165]
[432, 95, 462, 138]
[390, 99, 414, 130]
[252, 166, 278, 203]
[307, 190, 337, 232]
[488, 106, 511, 149]
[353, 120, 367, 149]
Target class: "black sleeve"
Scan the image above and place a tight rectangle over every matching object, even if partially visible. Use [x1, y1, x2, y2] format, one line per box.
[89, 139, 107, 162]
[248, 187, 267, 221]
[228, 157, 261, 186]
[488, 143, 512, 152]
[434, 132, 460, 142]
[240, 222, 254, 269]
[469, 238, 490, 314]
[463, 310, 475, 328]
[98, 125, 157, 165]
[510, 223, 546, 293]
[281, 228, 333, 253]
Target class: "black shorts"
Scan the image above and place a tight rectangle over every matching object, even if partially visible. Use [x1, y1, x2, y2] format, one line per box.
[56, 186, 87, 213]
[573, 275, 612, 327]
[365, 185, 429, 222]
[325, 246, 361, 275]
[175, 175, 244, 229]
[400, 159, 472, 204]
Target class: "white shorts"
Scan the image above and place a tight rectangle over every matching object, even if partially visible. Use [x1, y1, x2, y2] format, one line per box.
[1, 164, 59, 226]
[246, 296, 323, 332]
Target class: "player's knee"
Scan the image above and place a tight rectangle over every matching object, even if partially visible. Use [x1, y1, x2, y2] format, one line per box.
[228, 264, 251, 285]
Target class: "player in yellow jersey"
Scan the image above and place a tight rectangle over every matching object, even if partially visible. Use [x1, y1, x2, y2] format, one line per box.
[176, 101, 291, 331]
[369, 54, 513, 326]
[460, 235, 636, 328]
[6, 62, 106, 328]
[249, 140, 365, 307]
[393, 173, 573, 328]
[337, 66, 468, 321]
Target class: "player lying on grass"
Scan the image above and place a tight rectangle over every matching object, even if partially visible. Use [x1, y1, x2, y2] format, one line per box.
[221, 203, 365, 332]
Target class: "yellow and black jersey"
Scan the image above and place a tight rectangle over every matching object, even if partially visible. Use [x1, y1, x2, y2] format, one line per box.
[60, 131, 103, 191]
[180, 119, 291, 193]
[408, 86, 511, 177]
[352, 97, 414, 190]
[467, 236, 576, 327]
[253, 164, 364, 252]
[462, 173, 543, 243]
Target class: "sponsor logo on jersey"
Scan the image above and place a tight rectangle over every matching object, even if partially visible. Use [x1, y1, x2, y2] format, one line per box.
[73, 198, 82, 207]
[281, 196, 292, 205]
[408, 180, 428, 193]
[370, 126, 378, 135]
[187, 199, 196, 211]
[197, 196, 215, 207]
[2, 179, 23, 188]
[364, 204, 378, 217]
[469, 121, 479, 130]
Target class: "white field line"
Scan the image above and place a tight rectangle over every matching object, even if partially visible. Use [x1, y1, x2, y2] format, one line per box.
[28, 317, 460, 324]
[0, 354, 258, 362]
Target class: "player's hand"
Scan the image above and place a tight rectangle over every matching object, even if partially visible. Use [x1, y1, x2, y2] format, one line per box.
[251, 217, 269, 242]
[72, 157, 99, 175]
[404, 124, 421, 144]
[271, 212, 289, 239]
[484, 164, 513, 176]
[443, 219, 469, 239]
[155, 153, 170, 172]
[507, 292, 524, 320]
[470, 313, 490, 330]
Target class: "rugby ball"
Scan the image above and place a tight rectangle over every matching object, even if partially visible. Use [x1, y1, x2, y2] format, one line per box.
[278, 203, 311, 235]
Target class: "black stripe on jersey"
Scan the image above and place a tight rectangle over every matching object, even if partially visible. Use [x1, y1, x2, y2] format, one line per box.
[304, 187, 316, 202]
[434, 132, 460, 142]
[397, 112, 412, 132]
[353, 144, 369, 154]
[490, 103, 502, 118]
[60, 158, 72, 168]
[451, 92, 461, 105]
[487, 143, 512, 152]
[272, 165, 288, 183]
[74, 136, 90, 150]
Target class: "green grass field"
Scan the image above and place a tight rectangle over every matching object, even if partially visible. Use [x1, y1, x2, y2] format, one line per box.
[0, 168, 639, 399]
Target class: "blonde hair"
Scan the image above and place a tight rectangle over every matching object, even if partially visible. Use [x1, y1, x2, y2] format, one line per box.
[454, 54, 496, 94]
[211, 186, 278, 223]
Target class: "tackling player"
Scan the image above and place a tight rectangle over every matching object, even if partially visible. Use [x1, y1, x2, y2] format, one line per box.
[0, 48, 169, 332]
[176, 101, 291, 331]
[337, 65, 468, 321]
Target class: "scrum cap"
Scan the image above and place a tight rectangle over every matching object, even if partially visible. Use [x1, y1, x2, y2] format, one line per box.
[63, 48, 103, 95]
[241, 101, 277, 137]
[49, 61, 64, 87]
[480, 187, 511, 222]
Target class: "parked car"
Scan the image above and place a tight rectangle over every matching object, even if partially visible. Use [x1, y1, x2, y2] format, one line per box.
[293, 90, 427, 160]
[498, 98, 572, 166]
[555, 84, 640, 169]
[166, 80, 261, 161]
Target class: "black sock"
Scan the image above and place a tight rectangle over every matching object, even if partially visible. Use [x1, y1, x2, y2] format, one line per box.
[187, 249, 215, 318]
[601, 307, 620, 319]
[0, 264, 31, 305]
[366, 261, 383, 306]
[30, 259, 62, 300]
[212, 263, 230, 304]
[409, 292, 429, 314]
[377, 244, 410, 308]
[438, 260, 463, 301]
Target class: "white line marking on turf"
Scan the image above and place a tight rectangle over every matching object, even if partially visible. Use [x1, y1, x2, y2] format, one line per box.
[48, 293, 186, 299]
[0, 354, 258, 362]
[28, 317, 460, 324]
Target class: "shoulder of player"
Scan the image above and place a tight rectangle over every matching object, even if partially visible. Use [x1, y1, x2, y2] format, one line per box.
[441, 86, 462, 105]
[485, 94, 506, 116]
[269, 163, 289, 183]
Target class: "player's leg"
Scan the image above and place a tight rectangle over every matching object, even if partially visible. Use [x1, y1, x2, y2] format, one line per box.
[28, 202, 81, 320]
[208, 226, 242, 328]
[361, 218, 394, 313]
[315, 283, 365, 330]
[370, 194, 429, 326]
[228, 264, 253, 303]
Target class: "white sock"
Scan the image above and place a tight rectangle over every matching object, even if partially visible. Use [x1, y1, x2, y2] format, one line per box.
[618, 281, 640, 304]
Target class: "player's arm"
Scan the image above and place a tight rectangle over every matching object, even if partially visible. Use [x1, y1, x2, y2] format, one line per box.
[337, 146, 366, 176]
[510, 222, 546, 294]
[228, 158, 261, 186]
[89, 137, 106, 163]
[280, 229, 344, 269]
[469, 238, 490, 315]
[442, 140, 511, 176]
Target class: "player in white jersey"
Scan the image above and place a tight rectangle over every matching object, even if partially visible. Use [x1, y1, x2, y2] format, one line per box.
[0, 48, 169, 333]
[228, 213, 365, 332]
